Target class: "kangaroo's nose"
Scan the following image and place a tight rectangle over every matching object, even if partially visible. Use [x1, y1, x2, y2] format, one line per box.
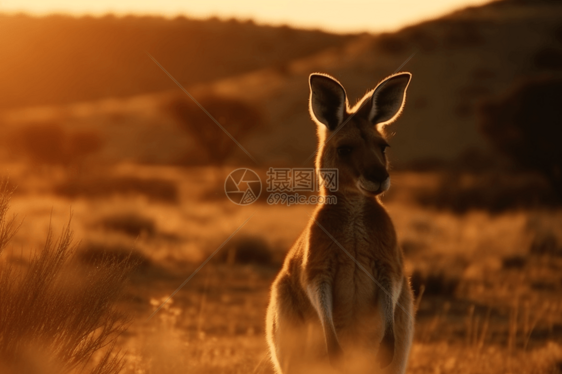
[365, 167, 389, 183]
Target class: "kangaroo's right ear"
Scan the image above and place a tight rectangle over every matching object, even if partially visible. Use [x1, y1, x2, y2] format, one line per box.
[309, 73, 348, 131]
[368, 72, 412, 127]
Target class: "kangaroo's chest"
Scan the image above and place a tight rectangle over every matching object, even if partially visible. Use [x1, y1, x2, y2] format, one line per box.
[310, 198, 397, 313]
[331, 202, 383, 314]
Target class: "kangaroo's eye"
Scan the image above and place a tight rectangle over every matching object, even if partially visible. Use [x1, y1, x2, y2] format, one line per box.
[337, 146, 353, 157]
[380, 145, 388, 154]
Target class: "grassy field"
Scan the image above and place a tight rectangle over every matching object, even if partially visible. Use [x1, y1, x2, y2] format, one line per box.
[1, 163, 561, 373]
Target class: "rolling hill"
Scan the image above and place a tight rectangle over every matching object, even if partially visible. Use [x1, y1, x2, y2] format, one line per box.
[0, 14, 353, 110]
[2, 0, 562, 167]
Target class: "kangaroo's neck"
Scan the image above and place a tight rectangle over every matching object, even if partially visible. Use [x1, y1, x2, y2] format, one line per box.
[339, 192, 368, 220]
[317, 189, 386, 221]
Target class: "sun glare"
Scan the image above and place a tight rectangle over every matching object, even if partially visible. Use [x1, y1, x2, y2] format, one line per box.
[2, 0, 493, 33]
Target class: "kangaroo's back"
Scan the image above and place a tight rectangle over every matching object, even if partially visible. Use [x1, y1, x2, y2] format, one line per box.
[266, 72, 414, 374]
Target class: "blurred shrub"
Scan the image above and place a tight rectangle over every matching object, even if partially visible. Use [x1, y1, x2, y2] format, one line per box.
[415, 171, 560, 213]
[501, 255, 527, 269]
[14, 122, 67, 165]
[529, 231, 562, 257]
[533, 47, 562, 70]
[216, 235, 273, 266]
[10, 122, 104, 167]
[68, 130, 104, 160]
[0, 186, 133, 374]
[478, 76, 562, 196]
[54, 176, 178, 203]
[98, 212, 156, 237]
[165, 93, 262, 165]
[410, 268, 460, 298]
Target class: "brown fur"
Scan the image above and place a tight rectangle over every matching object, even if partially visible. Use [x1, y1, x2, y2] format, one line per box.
[266, 72, 414, 374]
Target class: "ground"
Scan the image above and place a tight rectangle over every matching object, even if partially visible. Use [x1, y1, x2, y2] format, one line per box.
[2, 163, 561, 373]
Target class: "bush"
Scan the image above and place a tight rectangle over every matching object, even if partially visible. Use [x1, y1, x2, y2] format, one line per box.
[165, 93, 262, 165]
[13, 122, 67, 165]
[10, 122, 104, 167]
[478, 76, 562, 197]
[98, 212, 156, 237]
[415, 171, 561, 213]
[410, 268, 460, 298]
[215, 235, 273, 266]
[54, 176, 179, 203]
[502, 255, 527, 269]
[0, 187, 133, 373]
[529, 231, 562, 257]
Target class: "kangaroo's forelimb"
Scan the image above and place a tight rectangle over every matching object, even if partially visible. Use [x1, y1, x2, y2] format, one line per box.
[306, 282, 343, 366]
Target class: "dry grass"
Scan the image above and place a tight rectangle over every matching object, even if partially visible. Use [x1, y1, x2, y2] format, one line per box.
[1, 165, 562, 373]
[0, 184, 136, 373]
[0, 183, 19, 253]
[54, 175, 179, 204]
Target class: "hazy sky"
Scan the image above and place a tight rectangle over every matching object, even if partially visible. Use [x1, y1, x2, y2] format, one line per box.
[1, 0, 493, 33]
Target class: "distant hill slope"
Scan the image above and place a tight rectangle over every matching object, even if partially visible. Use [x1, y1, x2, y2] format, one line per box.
[208, 0, 562, 166]
[0, 14, 352, 110]
[2, 1, 562, 167]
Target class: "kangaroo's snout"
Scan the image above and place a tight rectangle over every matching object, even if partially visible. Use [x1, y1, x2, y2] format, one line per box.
[357, 174, 390, 194]
[365, 167, 389, 184]
[357, 163, 390, 194]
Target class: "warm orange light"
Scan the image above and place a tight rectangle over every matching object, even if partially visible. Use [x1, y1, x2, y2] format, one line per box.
[1, 0, 493, 33]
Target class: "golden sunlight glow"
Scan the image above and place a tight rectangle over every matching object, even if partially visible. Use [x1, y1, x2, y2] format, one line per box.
[2, 0, 493, 33]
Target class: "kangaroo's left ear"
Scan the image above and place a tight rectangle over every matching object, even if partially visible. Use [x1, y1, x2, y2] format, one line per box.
[368, 72, 412, 126]
[309, 73, 348, 131]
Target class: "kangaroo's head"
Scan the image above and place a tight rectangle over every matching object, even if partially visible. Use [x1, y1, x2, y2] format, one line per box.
[309, 72, 411, 196]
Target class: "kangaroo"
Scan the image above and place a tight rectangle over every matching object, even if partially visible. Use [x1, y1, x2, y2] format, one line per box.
[266, 72, 414, 374]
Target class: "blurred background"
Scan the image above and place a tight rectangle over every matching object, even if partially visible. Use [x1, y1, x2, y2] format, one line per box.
[0, 0, 561, 373]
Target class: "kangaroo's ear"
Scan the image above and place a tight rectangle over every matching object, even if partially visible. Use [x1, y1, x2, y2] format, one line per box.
[309, 73, 347, 131]
[369, 72, 411, 126]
